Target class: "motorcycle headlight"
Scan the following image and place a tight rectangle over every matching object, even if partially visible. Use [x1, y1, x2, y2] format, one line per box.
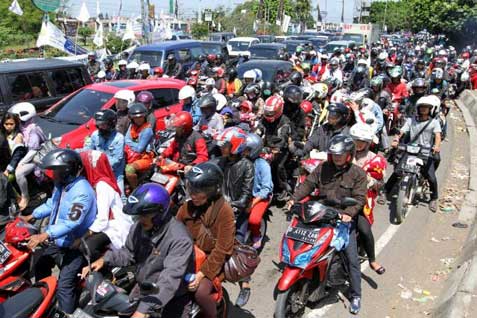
[406, 145, 421, 154]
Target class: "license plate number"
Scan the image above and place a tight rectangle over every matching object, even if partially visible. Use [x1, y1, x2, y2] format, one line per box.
[286, 227, 319, 245]
[151, 172, 169, 185]
[0, 241, 11, 265]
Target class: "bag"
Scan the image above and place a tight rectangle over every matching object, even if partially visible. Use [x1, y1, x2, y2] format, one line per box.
[32, 140, 57, 165]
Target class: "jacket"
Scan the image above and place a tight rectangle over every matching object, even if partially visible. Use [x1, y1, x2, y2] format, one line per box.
[218, 157, 255, 211]
[176, 197, 235, 280]
[125, 123, 154, 154]
[258, 115, 292, 150]
[253, 158, 274, 199]
[32, 177, 97, 247]
[84, 130, 125, 180]
[284, 107, 306, 141]
[291, 161, 367, 218]
[164, 62, 183, 78]
[293, 123, 349, 157]
[104, 218, 193, 314]
[182, 100, 202, 125]
[162, 131, 208, 165]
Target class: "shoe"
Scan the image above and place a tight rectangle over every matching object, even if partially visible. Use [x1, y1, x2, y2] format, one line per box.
[252, 235, 262, 250]
[276, 191, 290, 202]
[235, 287, 251, 307]
[377, 192, 386, 205]
[349, 297, 361, 315]
[429, 199, 438, 212]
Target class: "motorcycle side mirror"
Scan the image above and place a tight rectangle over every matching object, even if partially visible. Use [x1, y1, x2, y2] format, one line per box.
[341, 197, 358, 207]
[139, 282, 159, 295]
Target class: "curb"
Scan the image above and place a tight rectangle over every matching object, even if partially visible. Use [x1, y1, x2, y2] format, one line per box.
[432, 90, 477, 318]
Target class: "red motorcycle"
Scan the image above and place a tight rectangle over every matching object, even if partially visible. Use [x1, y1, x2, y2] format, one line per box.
[150, 158, 187, 214]
[274, 199, 358, 318]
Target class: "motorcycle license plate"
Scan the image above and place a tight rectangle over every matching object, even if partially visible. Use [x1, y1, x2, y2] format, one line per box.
[0, 241, 11, 265]
[71, 309, 94, 318]
[151, 172, 169, 185]
[406, 157, 419, 165]
[286, 227, 319, 245]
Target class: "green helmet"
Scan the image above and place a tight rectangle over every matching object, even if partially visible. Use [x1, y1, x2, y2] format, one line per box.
[370, 76, 384, 89]
[389, 66, 403, 78]
[296, 46, 303, 53]
[301, 62, 310, 71]
[426, 47, 433, 55]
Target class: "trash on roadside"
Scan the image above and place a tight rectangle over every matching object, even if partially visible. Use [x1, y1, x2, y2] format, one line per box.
[440, 257, 455, 266]
[430, 237, 440, 243]
[452, 222, 469, 228]
[401, 289, 413, 299]
[440, 206, 454, 213]
[412, 296, 436, 303]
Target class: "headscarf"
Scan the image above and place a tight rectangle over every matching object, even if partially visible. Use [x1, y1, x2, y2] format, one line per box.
[80, 150, 121, 195]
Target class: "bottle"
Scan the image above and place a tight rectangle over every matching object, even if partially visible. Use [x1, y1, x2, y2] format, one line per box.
[184, 273, 196, 283]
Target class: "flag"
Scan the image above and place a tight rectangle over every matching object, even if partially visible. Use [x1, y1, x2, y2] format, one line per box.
[233, 26, 236, 35]
[253, 20, 258, 32]
[122, 20, 136, 41]
[8, 0, 23, 16]
[211, 20, 215, 28]
[93, 21, 104, 47]
[197, 10, 202, 23]
[77, 1, 90, 23]
[37, 20, 88, 55]
[282, 14, 291, 33]
[218, 22, 222, 32]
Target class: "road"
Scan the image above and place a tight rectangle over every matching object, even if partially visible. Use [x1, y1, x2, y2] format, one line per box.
[225, 106, 471, 318]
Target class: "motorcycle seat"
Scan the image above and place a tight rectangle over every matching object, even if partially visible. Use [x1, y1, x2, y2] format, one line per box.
[0, 287, 44, 318]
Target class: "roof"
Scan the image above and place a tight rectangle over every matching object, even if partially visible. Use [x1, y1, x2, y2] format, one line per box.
[238, 60, 292, 68]
[200, 41, 226, 46]
[283, 39, 312, 44]
[325, 40, 356, 45]
[250, 43, 286, 49]
[0, 58, 84, 73]
[228, 37, 259, 42]
[135, 40, 202, 51]
[84, 79, 185, 93]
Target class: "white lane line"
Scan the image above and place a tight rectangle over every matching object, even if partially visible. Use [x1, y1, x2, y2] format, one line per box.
[306, 215, 405, 318]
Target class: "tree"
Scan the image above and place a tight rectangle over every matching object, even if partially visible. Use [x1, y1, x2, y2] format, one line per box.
[78, 26, 94, 46]
[368, 1, 411, 32]
[105, 33, 131, 54]
[190, 23, 209, 39]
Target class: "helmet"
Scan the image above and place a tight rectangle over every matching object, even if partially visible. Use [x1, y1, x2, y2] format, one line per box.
[114, 89, 136, 104]
[357, 59, 368, 67]
[300, 100, 313, 114]
[198, 94, 217, 109]
[243, 70, 257, 82]
[327, 134, 356, 165]
[296, 46, 304, 54]
[94, 109, 117, 134]
[290, 71, 303, 85]
[8, 102, 36, 122]
[179, 85, 196, 101]
[432, 67, 444, 80]
[214, 67, 225, 78]
[206, 54, 217, 62]
[124, 183, 170, 218]
[167, 53, 176, 61]
[244, 83, 261, 99]
[327, 102, 349, 124]
[228, 68, 238, 80]
[40, 148, 83, 186]
[389, 66, 403, 78]
[463, 52, 470, 59]
[97, 70, 106, 79]
[185, 162, 223, 198]
[283, 85, 303, 105]
[350, 122, 374, 143]
[126, 61, 139, 70]
[370, 76, 384, 90]
[416, 95, 440, 117]
[330, 58, 339, 67]
[312, 83, 328, 99]
[136, 91, 154, 105]
[216, 127, 248, 155]
[412, 78, 427, 88]
[213, 94, 227, 111]
[240, 100, 253, 113]
[170, 111, 193, 133]
[301, 62, 311, 71]
[245, 133, 263, 160]
[88, 51, 96, 58]
[103, 57, 113, 67]
[153, 67, 164, 75]
[4, 218, 38, 244]
[205, 78, 216, 86]
[128, 103, 148, 118]
[118, 59, 128, 66]
[263, 95, 284, 123]
[138, 63, 151, 71]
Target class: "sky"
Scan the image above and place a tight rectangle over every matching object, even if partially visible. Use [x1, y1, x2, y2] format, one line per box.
[68, 0, 357, 23]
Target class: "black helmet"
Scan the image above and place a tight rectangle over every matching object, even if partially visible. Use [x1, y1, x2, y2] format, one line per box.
[94, 109, 117, 135]
[198, 95, 217, 109]
[228, 68, 238, 80]
[185, 162, 223, 199]
[40, 148, 83, 186]
[283, 85, 303, 105]
[412, 78, 427, 88]
[128, 103, 148, 118]
[326, 103, 349, 125]
[327, 134, 356, 165]
[244, 83, 261, 99]
[290, 71, 303, 85]
[104, 57, 113, 68]
[198, 54, 206, 62]
[124, 183, 170, 216]
[167, 53, 175, 61]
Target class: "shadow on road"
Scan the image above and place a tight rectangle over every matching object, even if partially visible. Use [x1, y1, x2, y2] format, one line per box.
[228, 305, 257, 317]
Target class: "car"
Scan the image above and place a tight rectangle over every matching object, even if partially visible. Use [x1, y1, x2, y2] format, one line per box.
[227, 37, 260, 58]
[237, 60, 293, 94]
[249, 43, 287, 60]
[168, 33, 193, 41]
[0, 58, 92, 115]
[129, 40, 204, 74]
[323, 40, 356, 55]
[200, 41, 229, 60]
[37, 79, 185, 149]
[208, 32, 236, 42]
[282, 39, 313, 55]
[255, 35, 276, 43]
[274, 36, 291, 43]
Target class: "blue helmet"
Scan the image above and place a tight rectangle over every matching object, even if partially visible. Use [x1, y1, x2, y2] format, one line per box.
[124, 183, 170, 217]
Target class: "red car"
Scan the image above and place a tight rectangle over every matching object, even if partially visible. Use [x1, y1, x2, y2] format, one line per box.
[37, 79, 185, 149]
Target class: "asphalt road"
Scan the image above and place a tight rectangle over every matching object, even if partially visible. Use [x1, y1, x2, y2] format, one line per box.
[225, 106, 471, 318]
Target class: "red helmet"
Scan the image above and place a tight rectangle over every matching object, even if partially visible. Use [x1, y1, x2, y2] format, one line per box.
[207, 54, 217, 62]
[171, 111, 193, 133]
[240, 100, 253, 113]
[263, 95, 284, 123]
[463, 52, 470, 59]
[214, 67, 225, 78]
[136, 91, 154, 105]
[300, 100, 313, 114]
[188, 77, 198, 86]
[153, 67, 164, 75]
[5, 218, 38, 244]
[216, 127, 248, 155]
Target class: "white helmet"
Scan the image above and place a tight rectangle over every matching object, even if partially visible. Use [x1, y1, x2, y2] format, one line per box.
[438, 49, 447, 57]
[378, 52, 388, 60]
[253, 68, 263, 82]
[350, 122, 374, 143]
[8, 102, 36, 122]
[213, 94, 227, 111]
[461, 71, 470, 82]
[138, 63, 150, 71]
[178, 85, 196, 101]
[205, 78, 215, 86]
[118, 59, 128, 66]
[114, 89, 136, 104]
[357, 59, 368, 67]
[97, 70, 106, 79]
[312, 83, 328, 99]
[416, 95, 440, 117]
[432, 67, 444, 80]
[243, 70, 257, 82]
[330, 89, 348, 103]
[126, 61, 139, 70]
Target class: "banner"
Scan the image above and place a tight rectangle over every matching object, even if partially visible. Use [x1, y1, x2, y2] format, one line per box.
[93, 21, 104, 47]
[282, 14, 291, 33]
[36, 20, 88, 55]
[122, 20, 136, 41]
[77, 1, 90, 23]
[8, 0, 23, 16]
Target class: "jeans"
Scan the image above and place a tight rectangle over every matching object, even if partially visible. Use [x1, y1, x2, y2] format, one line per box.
[81, 232, 111, 262]
[271, 150, 291, 194]
[344, 220, 361, 299]
[15, 162, 36, 199]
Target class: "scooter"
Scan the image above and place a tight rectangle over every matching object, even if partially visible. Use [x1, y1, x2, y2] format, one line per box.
[274, 198, 358, 318]
[150, 158, 187, 214]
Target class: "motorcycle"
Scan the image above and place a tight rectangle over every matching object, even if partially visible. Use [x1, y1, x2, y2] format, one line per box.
[392, 143, 432, 224]
[274, 198, 358, 318]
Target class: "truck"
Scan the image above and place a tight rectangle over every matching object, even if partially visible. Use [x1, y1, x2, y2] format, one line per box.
[341, 23, 381, 47]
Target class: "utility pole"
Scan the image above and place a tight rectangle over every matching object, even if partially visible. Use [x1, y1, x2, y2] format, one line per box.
[175, 0, 179, 19]
[317, 2, 322, 22]
[278, 0, 284, 25]
[383, 0, 388, 32]
[341, 0, 345, 23]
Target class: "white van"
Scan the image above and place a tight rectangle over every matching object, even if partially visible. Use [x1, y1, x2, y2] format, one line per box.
[227, 37, 260, 57]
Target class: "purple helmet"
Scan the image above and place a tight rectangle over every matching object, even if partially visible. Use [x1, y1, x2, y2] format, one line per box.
[124, 183, 170, 216]
[136, 91, 154, 105]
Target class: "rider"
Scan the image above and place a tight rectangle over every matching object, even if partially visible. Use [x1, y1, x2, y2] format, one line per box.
[406, 78, 427, 116]
[22, 149, 96, 315]
[136, 91, 157, 132]
[103, 57, 116, 81]
[137, 63, 151, 80]
[179, 85, 202, 125]
[164, 53, 183, 78]
[428, 68, 449, 100]
[225, 68, 242, 98]
[87, 52, 100, 78]
[196, 95, 225, 138]
[282, 85, 306, 142]
[114, 89, 136, 135]
[114, 59, 128, 80]
[0, 112, 25, 183]
[287, 134, 367, 315]
[83, 183, 194, 318]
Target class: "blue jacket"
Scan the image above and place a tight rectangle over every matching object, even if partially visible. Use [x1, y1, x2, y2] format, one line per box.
[32, 177, 97, 248]
[252, 158, 273, 200]
[125, 125, 154, 153]
[84, 130, 125, 179]
[183, 99, 202, 125]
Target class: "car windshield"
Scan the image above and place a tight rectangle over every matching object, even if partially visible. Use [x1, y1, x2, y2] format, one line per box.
[129, 51, 163, 67]
[229, 41, 251, 51]
[324, 44, 346, 54]
[285, 43, 299, 53]
[250, 48, 279, 59]
[342, 34, 363, 43]
[201, 43, 222, 55]
[43, 89, 113, 125]
[310, 39, 327, 48]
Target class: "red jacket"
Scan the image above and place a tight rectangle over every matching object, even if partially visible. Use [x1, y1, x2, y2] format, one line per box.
[162, 131, 208, 165]
[385, 82, 409, 104]
[470, 72, 477, 90]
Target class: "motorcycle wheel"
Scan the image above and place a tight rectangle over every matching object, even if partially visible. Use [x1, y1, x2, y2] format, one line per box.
[274, 280, 309, 318]
[396, 180, 415, 224]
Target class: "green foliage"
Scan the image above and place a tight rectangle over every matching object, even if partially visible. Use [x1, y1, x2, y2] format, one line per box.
[78, 26, 94, 46]
[105, 33, 131, 55]
[368, 1, 412, 32]
[190, 23, 209, 39]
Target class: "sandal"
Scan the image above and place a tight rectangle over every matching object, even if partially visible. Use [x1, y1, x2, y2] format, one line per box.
[235, 287, 251, 308]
